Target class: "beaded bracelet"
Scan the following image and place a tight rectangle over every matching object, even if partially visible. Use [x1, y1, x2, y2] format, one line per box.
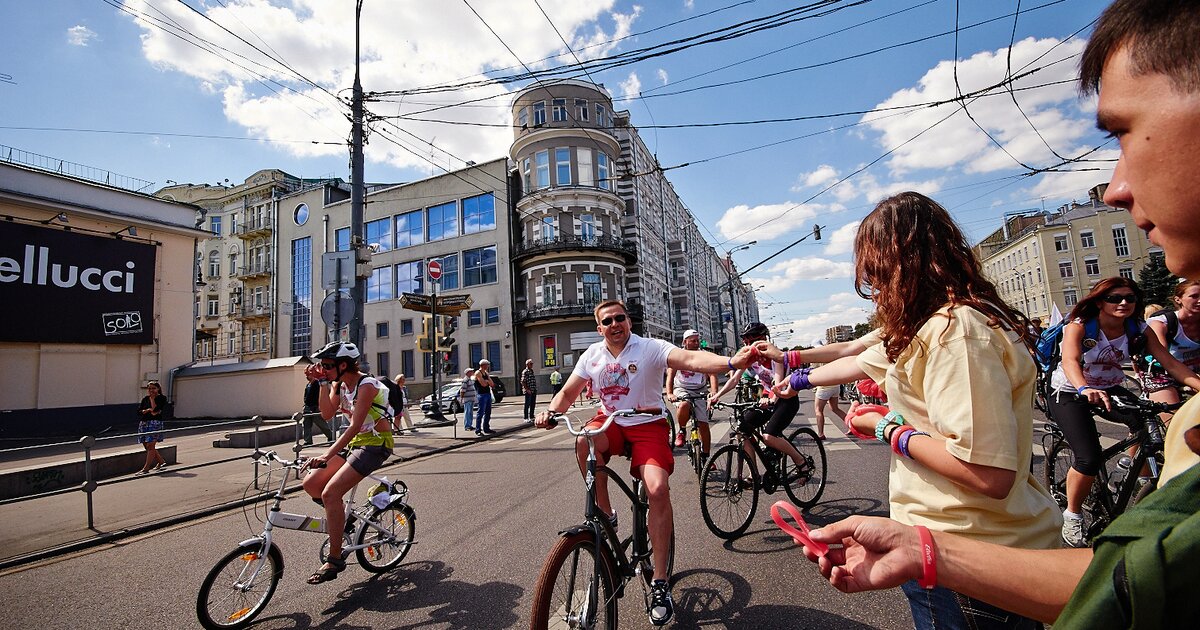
[897, 429, 929, 459]
[915, 525, 937, 589]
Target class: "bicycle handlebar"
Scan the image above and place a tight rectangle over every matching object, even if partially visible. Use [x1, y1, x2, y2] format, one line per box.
[547, 408, 660, 436]
[711, 400, 759, 411]
[253, 450, 312, 470]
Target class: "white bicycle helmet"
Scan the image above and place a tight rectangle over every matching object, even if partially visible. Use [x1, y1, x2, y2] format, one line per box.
[313, 341, 361, 361]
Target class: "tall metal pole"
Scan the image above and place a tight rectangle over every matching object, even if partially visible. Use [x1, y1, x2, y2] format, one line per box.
[348, 0, 366, 350]
[726, 262, 740, 353]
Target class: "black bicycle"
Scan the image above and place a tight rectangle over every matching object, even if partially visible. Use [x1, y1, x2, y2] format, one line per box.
[672, 391, 714, 480]
[1041, 393, 1180, 545]
[699, 400, 827, 539]
[530, 410, 676, 630]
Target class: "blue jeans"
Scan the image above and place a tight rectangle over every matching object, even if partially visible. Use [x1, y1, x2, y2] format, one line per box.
[476, 393, 493, 432]
[463, 400, 475, 430]
[902, 580, 1043, 630]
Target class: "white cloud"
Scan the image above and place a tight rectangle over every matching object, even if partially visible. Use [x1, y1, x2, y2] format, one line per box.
[120, 0, 626, 170]
[620, 72, 642, 101]
[656, 68, 669, 85]
[823, 220, 860, 256]
[684, 0, 695, 10]
[67, 25, 97, 46]
[863, 37, 1092, 178]
[716, 201, 844, 244]
[748, 256, 856, 292]
[794, 164, 838, 190]
[759, 295, 872, 348]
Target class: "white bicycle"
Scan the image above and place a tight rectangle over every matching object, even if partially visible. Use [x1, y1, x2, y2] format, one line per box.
[196, 450, 416, 629]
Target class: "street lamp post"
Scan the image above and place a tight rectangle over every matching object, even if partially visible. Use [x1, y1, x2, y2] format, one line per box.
[1014, 270, 1029, 316]
[723, 241, 756, 352]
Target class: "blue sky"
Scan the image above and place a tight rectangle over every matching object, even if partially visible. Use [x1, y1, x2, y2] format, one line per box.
[0, 0, 1116, 346]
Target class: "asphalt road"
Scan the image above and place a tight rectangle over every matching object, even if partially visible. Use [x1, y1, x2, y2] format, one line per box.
[0, 407, 916, 629]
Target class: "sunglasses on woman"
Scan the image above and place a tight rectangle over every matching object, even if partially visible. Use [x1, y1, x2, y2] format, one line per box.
[599, 314, 627, 326]
[1102, 293, 1137, 304]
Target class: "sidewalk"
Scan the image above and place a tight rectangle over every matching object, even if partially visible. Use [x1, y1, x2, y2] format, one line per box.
[0, 394, 559, 568]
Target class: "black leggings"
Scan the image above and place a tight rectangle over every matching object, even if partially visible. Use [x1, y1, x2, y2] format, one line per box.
[741, 397, 801, 438]
[1047, 385, 1137, 476]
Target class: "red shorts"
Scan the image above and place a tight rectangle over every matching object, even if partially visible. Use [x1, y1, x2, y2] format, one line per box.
[586, 413, 674, 477]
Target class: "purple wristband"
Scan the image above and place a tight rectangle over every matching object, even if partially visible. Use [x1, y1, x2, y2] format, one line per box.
[898, 430, 928, 459]
[789, 367, 813, 391]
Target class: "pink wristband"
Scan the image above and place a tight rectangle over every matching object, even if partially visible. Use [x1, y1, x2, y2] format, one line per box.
[915, 525, 937, 589]
[844, 403, 888, 440]
[890, 425, 916, 457]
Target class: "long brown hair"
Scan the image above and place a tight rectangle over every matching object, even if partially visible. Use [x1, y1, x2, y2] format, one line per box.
[1068, 277, 1144, 322]
[854, 191, 1032, 362]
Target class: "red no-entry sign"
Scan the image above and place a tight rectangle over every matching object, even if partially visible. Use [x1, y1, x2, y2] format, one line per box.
[428, 259, 442, 280]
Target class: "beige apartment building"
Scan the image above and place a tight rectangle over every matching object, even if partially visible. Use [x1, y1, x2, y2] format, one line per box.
[977, 184, 1161, 321]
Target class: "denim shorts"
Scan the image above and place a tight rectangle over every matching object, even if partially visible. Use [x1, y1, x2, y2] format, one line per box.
[344, 445, 392, 477]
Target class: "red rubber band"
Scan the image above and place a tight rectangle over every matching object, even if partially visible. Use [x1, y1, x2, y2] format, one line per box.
[915, 525, 937, 589]
[890, 425, 916, 457]
[770, 500, 829, 557]
[844, 403, 888, 440]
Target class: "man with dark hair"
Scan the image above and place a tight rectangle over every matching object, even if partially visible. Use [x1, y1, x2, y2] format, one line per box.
[780, 2, 1200, 628]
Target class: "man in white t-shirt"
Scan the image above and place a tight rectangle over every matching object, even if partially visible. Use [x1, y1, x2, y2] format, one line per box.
[665, 329, 719, 452]
[535, 300, 757, 626]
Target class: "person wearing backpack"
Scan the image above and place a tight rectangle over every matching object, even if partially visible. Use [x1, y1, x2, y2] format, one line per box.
[1143, 280, 1200, 409]
[1048, 277, 1200, 547]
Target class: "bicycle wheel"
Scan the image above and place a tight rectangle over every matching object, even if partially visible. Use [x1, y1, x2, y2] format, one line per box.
[530, 531, 618, 630]
[1041, 438, 1073, 510]
[356, 501, 416, 572]
[699, 444, 759, 539]
[782, 427, 827, 508]
[196, 541, 283, 630]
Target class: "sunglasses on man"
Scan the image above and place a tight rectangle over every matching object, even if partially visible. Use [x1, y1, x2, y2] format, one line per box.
[600, 313, 627, 326]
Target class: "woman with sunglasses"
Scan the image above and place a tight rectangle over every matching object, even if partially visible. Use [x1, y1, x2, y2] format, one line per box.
[300, 341, 394, 584]
[1048, 277, 1200, 547]
[135, 381, 168, 474]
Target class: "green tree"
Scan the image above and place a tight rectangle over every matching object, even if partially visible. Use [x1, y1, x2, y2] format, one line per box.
[1138, 255, 1178, 308]
[852, 322, 873, 339]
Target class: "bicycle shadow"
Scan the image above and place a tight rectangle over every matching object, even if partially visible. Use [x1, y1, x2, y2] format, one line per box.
[670, 567, 886, 628]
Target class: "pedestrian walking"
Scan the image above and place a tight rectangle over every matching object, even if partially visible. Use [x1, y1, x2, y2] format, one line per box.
[521, 358, 538, 422]
[136, 381, 168, 474]
[550, 367, 563, 396]
[302, 378, 332, 445]
[392, 374, 416, 432]
[459, 368, 477, 431]
[473, 360, 495, 435]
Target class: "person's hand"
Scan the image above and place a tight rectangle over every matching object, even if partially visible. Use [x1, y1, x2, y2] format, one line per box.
[802, 515, 923, 593]
[534, 409, 558, 429]
[666, 392, 678, 403]
[772, 380, 800, 399]
[302, 454, 327, 472]
[849, 409, 883, 438]
[304, 363, 325, 382]
[1081, 387, 1111, 412]
[753, 340, 785, 362]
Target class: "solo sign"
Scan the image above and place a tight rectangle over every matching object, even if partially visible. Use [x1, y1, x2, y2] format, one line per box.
[0, 220, 156, 344]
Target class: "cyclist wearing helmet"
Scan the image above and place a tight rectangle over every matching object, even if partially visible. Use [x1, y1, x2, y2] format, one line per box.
[300, 341, 394, 584]
[665, 329, 719, 453]
[710, 322, 810, 478]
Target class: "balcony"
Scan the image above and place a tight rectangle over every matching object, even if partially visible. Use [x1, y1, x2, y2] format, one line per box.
[234, 216, 273, 238]
[514, 298, 644, 324]
[234, 303, 273, 320]
[235, 259, 273, 279]
[512, 234, 637, 263]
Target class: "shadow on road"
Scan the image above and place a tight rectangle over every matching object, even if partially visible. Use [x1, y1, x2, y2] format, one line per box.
[672, 567, 882, 628]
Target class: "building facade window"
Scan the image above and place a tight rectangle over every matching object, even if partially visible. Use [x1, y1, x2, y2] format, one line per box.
[577, 149, 593, 186]
[335, 227, 350, 252]
[438, 254, 460, 290]
[367, 266, 393, 303]
[552, 98, 567, 122]
[486, 340, 502, 372]
[427, 201, 458, 241]
[401, 350, 414, 378]
[1119, 266, 1134, 280]
[401, 318, 414, 335]
[1064, 289, 1078, 307]
[1054, 234, 1068, 252]
[207, 296, 219, 316]
[208, 252, 220, 277]
[463, 193, 496, 234]
[518, 107, 527, 128]
[485, 307, 500, 324]
[543, 275, 559, 305]
[541, 216, 556, 241]
[580, 215, 596, 240]
[597, 153, 610, 190]
[376, 352, 389, 379]
[595, 103, 607, 127]
[210, 215, 222, 235]
[575, 98, 589, 121]
[396, 260, 424, 295]
[464, 246, 497, 286]
[522, 158, 532, 192]
[1059, 261, 1074, 279]
[469, 342, 483, 369]
[467, 310, 482, 327]
[533, 101, 546, 126]
[555, 148, 571, 186]
[376, 322, 389, 338]
[535, 150, 550, 189]
[290, 237, 313, 356]
[366, 217, 392, 252]
[1037, 267, 1043, 282]
[1085, 257, 1100, 276]
[1112, 225, 1130, 257]
[395, 211, 424, 248]
[1080, 230, 1095, 249]
[583, 272, 602, 304]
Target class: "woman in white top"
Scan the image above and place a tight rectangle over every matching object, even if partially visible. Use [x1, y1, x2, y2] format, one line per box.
[1143, 280, 1200, 407]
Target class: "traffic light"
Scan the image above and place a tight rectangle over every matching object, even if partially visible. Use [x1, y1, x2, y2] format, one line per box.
[443, 315, 458, 335]
[417, 337, 432, 352]
[436, 316, 457, 352]
[812, 224, 822, 240]
[442, 352, 455, 374]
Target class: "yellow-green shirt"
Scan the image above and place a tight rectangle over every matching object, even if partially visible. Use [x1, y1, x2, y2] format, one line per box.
[856, 305, 1062, 549]
[1158, 394, 1200, 487]
[340, 376, 395, 449]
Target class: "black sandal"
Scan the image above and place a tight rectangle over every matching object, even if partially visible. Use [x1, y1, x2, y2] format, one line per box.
[306, 556, 346, 584]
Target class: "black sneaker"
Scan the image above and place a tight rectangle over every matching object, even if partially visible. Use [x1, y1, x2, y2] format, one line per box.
[648, 579, 673, 626]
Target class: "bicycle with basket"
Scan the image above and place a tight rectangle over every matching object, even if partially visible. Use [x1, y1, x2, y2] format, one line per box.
[195, 450, 416, 630]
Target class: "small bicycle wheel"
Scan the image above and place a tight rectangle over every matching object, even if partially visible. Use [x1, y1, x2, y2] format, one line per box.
[196, 541, 283, 630]
[356, 502, 416, 572]
[699, 444, 759, 539]
[782, 427, 827, 508]
[1041, 438, 1073, 510]
[530, 531, 618, 630]
[691, 439, 704, 480]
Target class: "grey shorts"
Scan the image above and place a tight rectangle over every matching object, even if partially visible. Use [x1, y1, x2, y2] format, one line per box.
[344, 445, 392, 476]
[672, 387, 712, 423]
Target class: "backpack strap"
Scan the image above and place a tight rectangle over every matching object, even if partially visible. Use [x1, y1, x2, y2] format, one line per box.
[1165, 310, 1180, 343]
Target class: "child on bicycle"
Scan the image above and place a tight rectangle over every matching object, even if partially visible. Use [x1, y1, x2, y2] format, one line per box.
[665, 329, 719, 455]
[534, 300, 758, 626]
[300, 341, 395, 585]
[764, 191, 1061, 630]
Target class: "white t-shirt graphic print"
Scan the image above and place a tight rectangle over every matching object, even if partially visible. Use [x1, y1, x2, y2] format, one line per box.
[572, 333, 676, 426]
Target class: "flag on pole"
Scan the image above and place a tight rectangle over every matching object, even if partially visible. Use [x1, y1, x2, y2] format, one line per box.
[1048, 301, 1064, 327]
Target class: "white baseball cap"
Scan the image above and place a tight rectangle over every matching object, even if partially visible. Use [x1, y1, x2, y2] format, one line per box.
[683, 329, 700, 339]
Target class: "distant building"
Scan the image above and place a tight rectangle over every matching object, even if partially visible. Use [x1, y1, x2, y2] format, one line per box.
[976, 184, 1161, 320]
[825, 325, 853, 345]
